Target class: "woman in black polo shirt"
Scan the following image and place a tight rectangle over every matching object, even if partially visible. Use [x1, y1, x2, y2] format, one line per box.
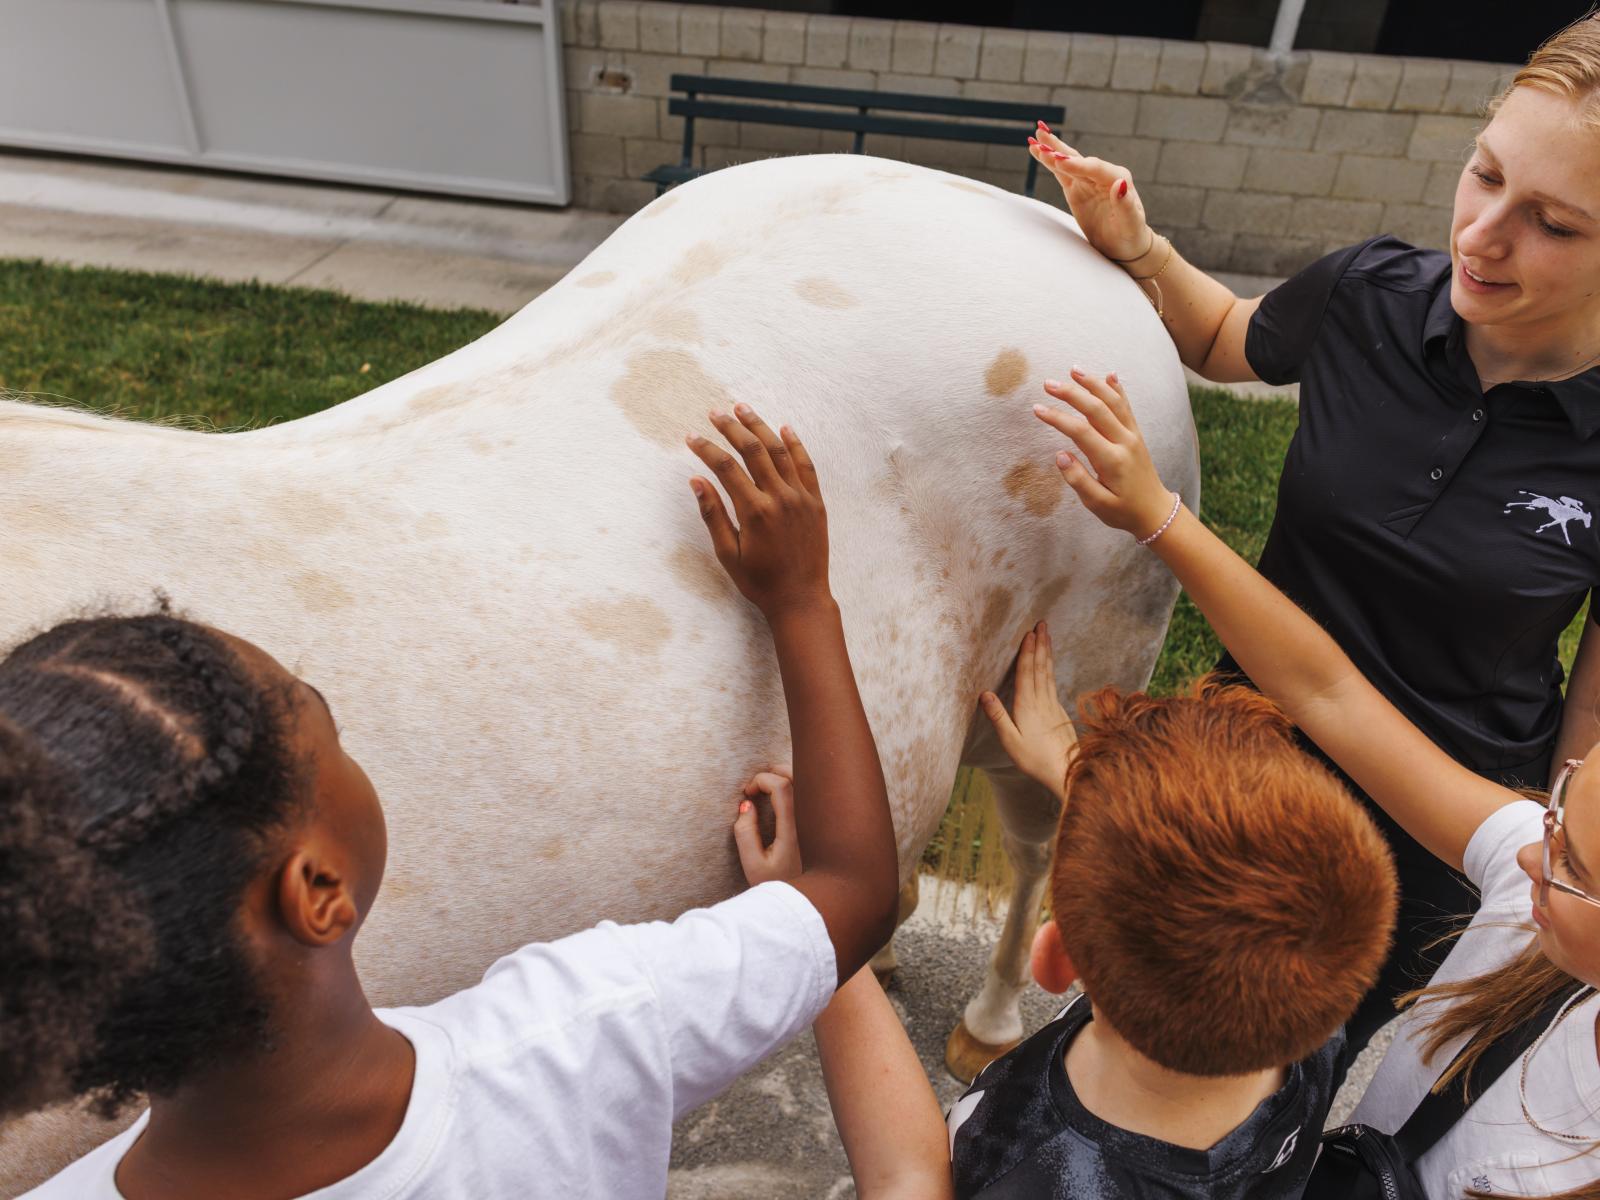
[1028, 14, 1600, 1054]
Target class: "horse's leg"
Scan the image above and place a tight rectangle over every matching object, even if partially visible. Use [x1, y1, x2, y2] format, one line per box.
[944, 766, 1060, 1083]
[867, 875, 921, 982]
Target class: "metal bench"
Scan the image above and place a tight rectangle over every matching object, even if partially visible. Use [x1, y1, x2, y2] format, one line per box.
[643, 74, 1064, 197]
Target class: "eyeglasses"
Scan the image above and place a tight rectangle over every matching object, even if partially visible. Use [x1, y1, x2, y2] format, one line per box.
[1541, 758, 1600, 911]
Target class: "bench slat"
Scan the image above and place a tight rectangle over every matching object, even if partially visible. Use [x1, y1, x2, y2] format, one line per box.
[668, 73, 1062, 124]
[667, 98, 1042, 146]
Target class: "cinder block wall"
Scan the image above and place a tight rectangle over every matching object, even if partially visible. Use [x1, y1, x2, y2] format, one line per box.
[559, 0, 1516, 276]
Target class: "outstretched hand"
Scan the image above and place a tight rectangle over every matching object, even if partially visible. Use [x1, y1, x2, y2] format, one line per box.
[733, 767, 802, 886]
[980, 622, 1077, 803]
[687, 405, 830, 620]
[1033, 367, 1178, 541]
[1027, 123, 1152, 264]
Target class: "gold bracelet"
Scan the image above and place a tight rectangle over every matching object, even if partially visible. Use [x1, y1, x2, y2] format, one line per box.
[1130, 234, 1175, 321]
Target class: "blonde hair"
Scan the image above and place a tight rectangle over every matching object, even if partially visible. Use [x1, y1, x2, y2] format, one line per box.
[1487, 11, 1600, 128]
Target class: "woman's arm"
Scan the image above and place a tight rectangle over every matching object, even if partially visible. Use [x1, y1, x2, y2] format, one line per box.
[1027, 130, 1262, 382]
[1554, 605, 1600, 766]
[735, 775, 954, 1200]
[816, 970, 955, 1200]
[1032, 368, 1519, 871]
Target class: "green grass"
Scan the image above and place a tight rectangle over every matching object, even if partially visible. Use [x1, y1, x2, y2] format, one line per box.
[1, 257, 1585, 888]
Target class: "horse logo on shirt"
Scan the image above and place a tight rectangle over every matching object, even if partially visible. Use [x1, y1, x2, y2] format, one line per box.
[1503, 492, 1592, 545]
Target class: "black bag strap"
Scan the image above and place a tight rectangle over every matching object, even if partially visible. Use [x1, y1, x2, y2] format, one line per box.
[1392, 982, 1593, 1162]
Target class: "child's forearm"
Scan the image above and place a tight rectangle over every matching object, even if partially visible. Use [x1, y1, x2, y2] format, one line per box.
[1151, 507, 1513, 869]
[768, 602, 898, 982]
[816, 969, 955, 1200]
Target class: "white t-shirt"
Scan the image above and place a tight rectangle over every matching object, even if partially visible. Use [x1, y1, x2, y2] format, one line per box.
[1350, 801, 1600, 1197]
[22, 880, 835, 1200]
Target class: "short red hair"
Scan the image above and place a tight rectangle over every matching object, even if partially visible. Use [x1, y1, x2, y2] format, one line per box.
[1052, 677, 1397, 1076]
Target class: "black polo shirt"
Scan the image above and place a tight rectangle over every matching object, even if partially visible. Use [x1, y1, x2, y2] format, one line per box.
[1241, 235, 1600, 778]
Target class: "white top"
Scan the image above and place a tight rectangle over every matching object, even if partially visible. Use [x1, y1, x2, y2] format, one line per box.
[23, 880, 835, 1200]
[1350, 801, 1600, 1197]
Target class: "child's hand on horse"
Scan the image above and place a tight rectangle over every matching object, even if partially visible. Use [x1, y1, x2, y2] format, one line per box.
[980, 622, 1077, 804]
[733, 767, 802, 886]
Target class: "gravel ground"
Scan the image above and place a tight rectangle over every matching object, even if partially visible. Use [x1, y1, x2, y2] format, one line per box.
[667, 877, 1395, 1199]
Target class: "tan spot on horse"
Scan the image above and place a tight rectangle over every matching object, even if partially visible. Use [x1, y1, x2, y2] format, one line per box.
[468, 434, 495, 457]
[1002, 460, 1065, 517]
[612, 348, 734, 446]
[977, 586, 1017, 649]
[575, 270, 617, 288]
[406, 385, 466, 417]
[944, 179, 990, 196]
[577, 596, 673, 656]
[671, 241, 728, 287]
[640, 194, 678, 218]
[414, 512, 450, 539]
[985, 348, 1029, 397]
[648, 308, 703, 343]
[795, 277, 859, 309]
[290, 569, 354, 613]
[670, 544, 738, 604]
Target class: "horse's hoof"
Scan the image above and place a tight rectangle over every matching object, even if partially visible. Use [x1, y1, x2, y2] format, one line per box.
[944, 1019, 1019, 1085]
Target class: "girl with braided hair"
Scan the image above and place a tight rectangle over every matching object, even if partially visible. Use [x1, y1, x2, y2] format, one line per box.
[2, 407, 904, 1200]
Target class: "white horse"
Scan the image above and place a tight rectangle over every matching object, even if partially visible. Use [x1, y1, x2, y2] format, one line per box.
[0, 154, 1197, 1193]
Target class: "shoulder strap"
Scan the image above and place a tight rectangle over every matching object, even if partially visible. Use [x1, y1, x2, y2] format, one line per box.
[1392, 982, 1593, 1162]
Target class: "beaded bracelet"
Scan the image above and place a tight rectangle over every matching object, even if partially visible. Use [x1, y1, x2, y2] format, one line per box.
[1136, 492, 1182, 547]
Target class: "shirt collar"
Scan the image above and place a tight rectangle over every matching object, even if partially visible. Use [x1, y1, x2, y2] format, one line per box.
[1423, 270, 1600, 440]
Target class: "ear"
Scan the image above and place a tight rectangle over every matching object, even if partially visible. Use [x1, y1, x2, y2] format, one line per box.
[1030, 920, 1078, 994]
[275, 845, 360, 948]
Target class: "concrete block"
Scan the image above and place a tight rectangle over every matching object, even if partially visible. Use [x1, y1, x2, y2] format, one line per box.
[935, 24, 982, 78]
[1423, 160, 1463, 207]
[816, 129, 856, 153]
[638, 4, 678, 54]
[588, 177, 659, 213]
[1202, 189, 1293, 236]
[679, 7, 720, 58]
[1347, 56, 1402, 111]
[763, 12, 807, 66]
[891, 21, 937, 75]
[979, 29, 1027, 82]
[570, 131, 626, 177]
[1243, 146, 1338, 196]
[704, 58, 790, 83]
[1382, 201, 1451, 250]
[720, 8, 763, 62]
[563, 47, 615, 91]
[1064, 32, 1114, 88]
[560, 0, 581, 46]
[657, 100, 736, 146]
[878, 72, 961, 97]
[579, 90, 660, 138]
[1223, 104, 1321, 149]
[1155, 40, 1206, 95]
[1082, 134, 1162, 179]
[1301, 50, 1355, 107]
[1287, 196, 1383, 240]
[572, 0, 600, 49]
[1313, 110, 1416, 155]
[1111, 36, 1161, 92]
[623, 136, 680, 177]
[1051, 87, 1138, 136]
[597, 1, 640, 51]
[1156, 140, 1248, 189]
[1022, 31, 1072, 86]
[1201, 41, 1253, 97]
[848, 18, 894, 72]
[1139, 182, 1206, 227]
[862, 132, 906, 159]
[961, 79, 1042, 104]
[1136, 94, 1228, 142]
[1232, 232, 1324, 275]
[1409, 114, 1481, 162]
[623, 53, 709, 98]
[1332, 154, 1431, 203]
[1441, 60, 1514, 116]
[805, 15, 851, 69]
[792, 66, 876, 91]
[1394, 57, 1449, 113]
[1169, 226, 1235, 272]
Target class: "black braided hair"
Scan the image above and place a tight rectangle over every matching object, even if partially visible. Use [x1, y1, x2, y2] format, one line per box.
[0, 604, 305, 1118]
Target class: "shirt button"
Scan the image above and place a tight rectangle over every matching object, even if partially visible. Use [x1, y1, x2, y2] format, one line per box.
[1430, 467, 1443, 481]
[1472, 409, 1484, 422]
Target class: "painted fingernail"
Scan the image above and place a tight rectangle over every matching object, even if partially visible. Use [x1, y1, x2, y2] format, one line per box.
[1038, 120, 1052, 134]
[1117, 179, 1128, 199]
[1033, 403, 1049, 416]
[1043, 379, 1061, 391]
[1107, 370, 1119, 384]
[689, 479, 703, 496]
[1070, 364, 1083, 376]
[739, 800, 752, 814]
[1057, 450, 1073, 466]
[735, 403, 752, 416]
[1027, 136, 1039, 146]
[1050, 151, 1067, 159]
